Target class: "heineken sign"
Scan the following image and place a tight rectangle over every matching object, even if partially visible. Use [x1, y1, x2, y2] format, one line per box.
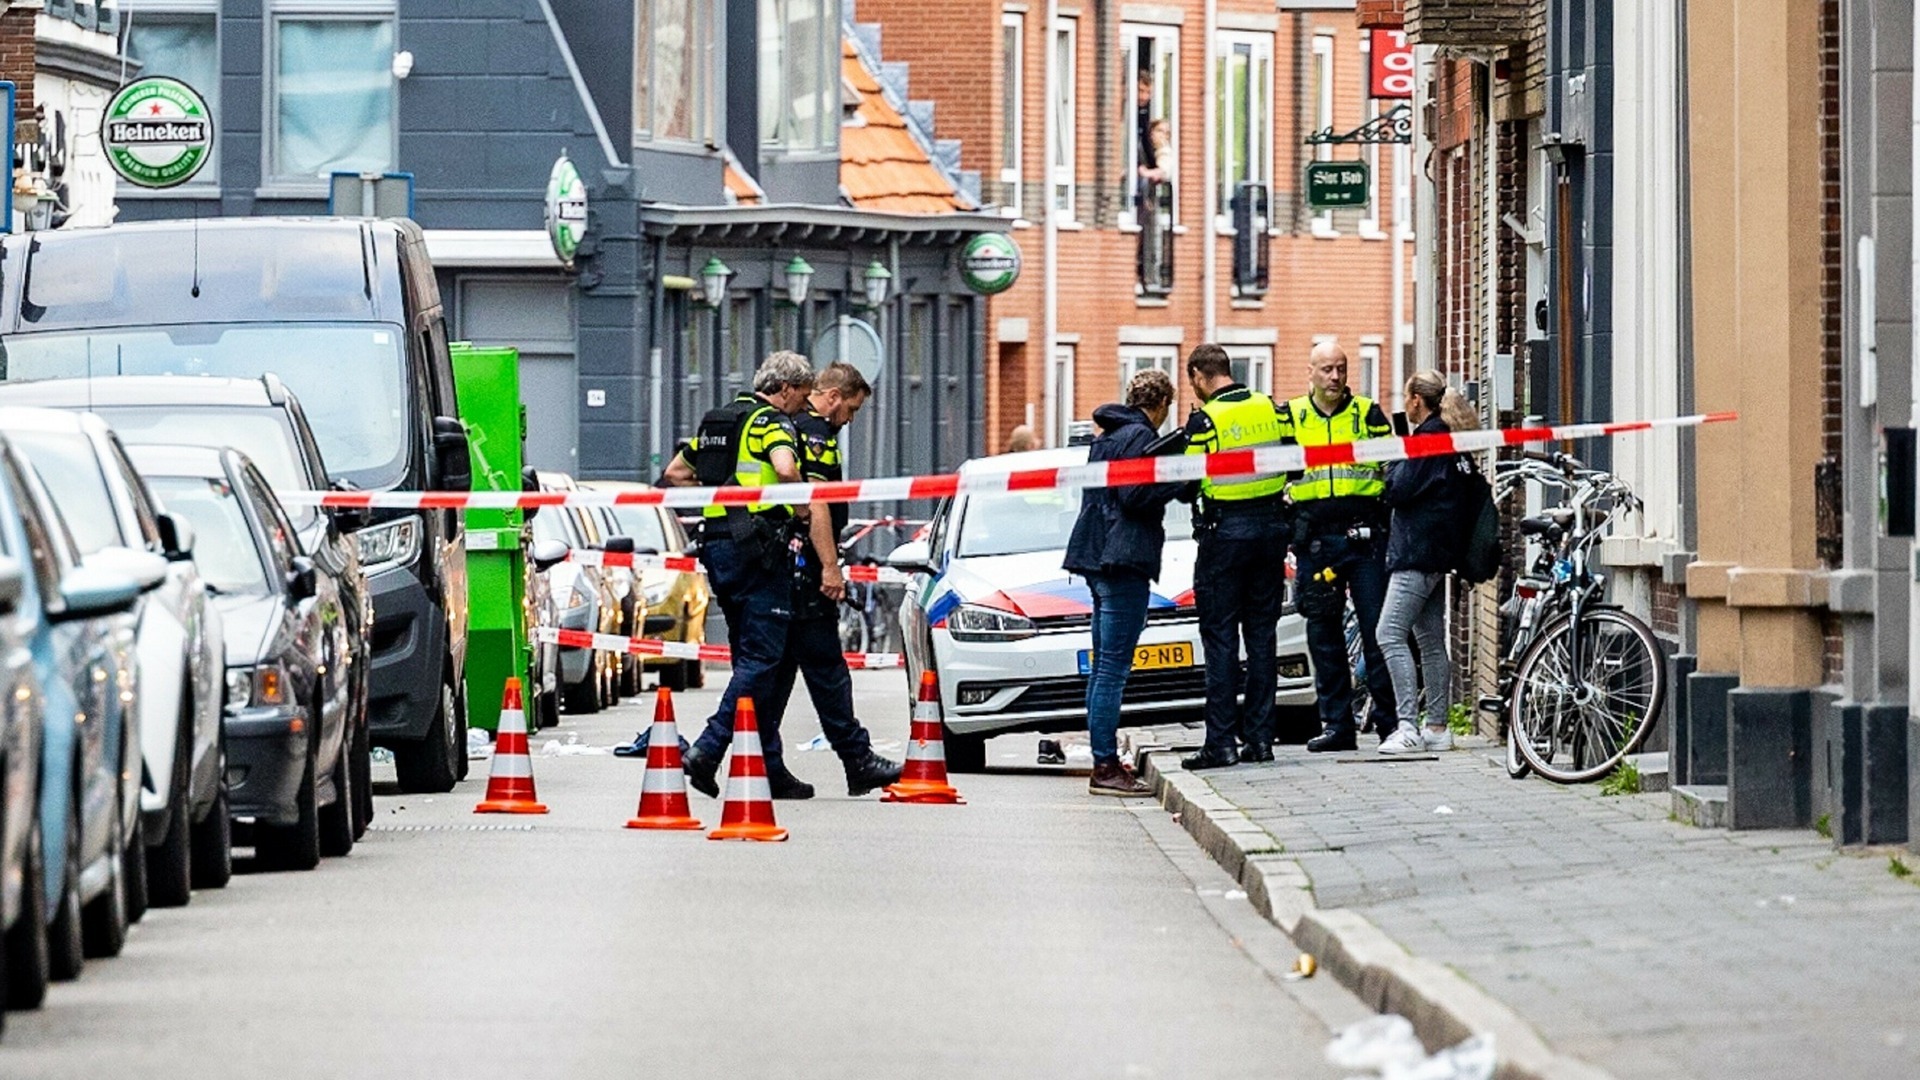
[101, 77, 212, 188]
[545, 153, 588, 267]
[959, 232, 1021, 295]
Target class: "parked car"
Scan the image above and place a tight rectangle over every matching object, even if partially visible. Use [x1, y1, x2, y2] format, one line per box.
[128, 445, 357, 871]
[530, 473, 625, 715]
[0, 437, 145, 1001]
[0, 218, 471, 795]
[890, 447, 1317, 772]
[0, 406, 231, 913]
[580, 504, 641, 698]
[0, 376, 375, 840]
[0, 552, 44, 1030]
[581, 482, 711, 692]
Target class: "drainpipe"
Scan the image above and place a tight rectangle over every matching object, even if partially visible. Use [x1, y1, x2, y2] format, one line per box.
[648, 235, 666, 472]
[1412, 45, 1437, 373]
[1202, 0, 1218, 342]
[1909, 0, 1920, 719]
[1043, 0, 1060, 444]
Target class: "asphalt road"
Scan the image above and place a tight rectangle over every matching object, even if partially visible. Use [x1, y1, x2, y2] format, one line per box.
[3, 668, 1368, 1078]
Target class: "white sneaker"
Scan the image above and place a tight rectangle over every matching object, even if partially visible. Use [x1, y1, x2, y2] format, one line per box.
[1378, 725, 1425, 754]
[1423, 726, 1455, 752]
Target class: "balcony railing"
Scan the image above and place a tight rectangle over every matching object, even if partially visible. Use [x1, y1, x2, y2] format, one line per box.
[1231, 181, 1270, 295]
[1137, 180, 1174, 296]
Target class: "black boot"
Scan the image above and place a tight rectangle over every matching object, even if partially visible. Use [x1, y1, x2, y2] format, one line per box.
[843, 751, 903, 797]
[766, 759, 816, 800]
[1307, 727, 1358, 753]
[682, 744, 721, 798]
[1181, 745, 1240, 770]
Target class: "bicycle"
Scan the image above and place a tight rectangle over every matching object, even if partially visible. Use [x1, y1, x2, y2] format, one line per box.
[835, 517, 921, 656]
[1480, 450, 1667, 783]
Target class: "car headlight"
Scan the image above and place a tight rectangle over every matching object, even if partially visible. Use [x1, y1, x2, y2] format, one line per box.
[225, 663, 293, 712]
[946, 604, 1036, 642]
[356, 515, 421, 575]
[643, 579, 674, 606]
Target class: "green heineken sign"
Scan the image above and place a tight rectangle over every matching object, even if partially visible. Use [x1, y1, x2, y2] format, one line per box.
[545, 153, 589, 268]
[1305, 160, 1370, 210]
[960, 232, 1021, 295]
[101, 77, 212, 188]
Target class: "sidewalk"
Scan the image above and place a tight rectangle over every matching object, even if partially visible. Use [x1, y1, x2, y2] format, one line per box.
[1131, 729, 1920, 1080]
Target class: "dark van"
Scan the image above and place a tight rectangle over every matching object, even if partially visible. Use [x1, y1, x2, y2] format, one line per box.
[0, 218, 472, 793]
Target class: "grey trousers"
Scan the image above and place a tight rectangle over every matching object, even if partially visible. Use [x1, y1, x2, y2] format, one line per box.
[1376, 569, 1452, 728]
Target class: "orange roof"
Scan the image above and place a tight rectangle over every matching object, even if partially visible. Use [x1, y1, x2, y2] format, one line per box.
[723, 156, 763, 206]
[840, 39, 972, 214]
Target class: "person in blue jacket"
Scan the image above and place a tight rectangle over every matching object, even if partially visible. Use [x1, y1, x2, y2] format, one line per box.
[1064, 368, 1193, 796]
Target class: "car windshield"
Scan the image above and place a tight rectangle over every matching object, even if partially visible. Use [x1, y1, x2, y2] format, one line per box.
[145, 475, 269, 595]
[0, 323, 409, 490]
[529, 506, 574, 548]
[85, 405, 316, 524]
[9, 429, 123, 556]
[955, 487, 1194, 558]
[604, 505, 671, 552]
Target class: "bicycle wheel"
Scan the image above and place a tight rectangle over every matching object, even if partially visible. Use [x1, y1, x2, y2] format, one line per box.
[838, 597, 870, 655]
[1509, 607, 1666, 783]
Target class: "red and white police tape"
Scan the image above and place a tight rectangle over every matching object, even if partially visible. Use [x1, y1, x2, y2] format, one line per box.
[281, 411, 1737, 511]
[564, 549, 912, 584]
[533, 626, 905, 670]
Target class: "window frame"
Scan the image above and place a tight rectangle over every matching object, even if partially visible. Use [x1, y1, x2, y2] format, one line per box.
[634, 0, 715, 147]
[1050, 15, 1078, 223]
[1214, 29, 1273, 232]
[1047, 342, 1076, 447]
[1000, 9, 1023, 218]
[1224, 345, 1272, 396]
[1118, 345, 1180, 433]
[759, 0, 839, 155]
[118, 1, 222, 198]
[1358, 34, 1385, 239]
[261, 0, 399, 194]
[1310, 32, 1337, 237]
[1357, 340, 1384, 401]
[1120, 22, 1179, 231]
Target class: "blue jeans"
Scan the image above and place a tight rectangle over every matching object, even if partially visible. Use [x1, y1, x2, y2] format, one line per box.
[1085, 571, 1151, 766]
[694, 536, 794, 762]
[1377, 569, 1451, 729]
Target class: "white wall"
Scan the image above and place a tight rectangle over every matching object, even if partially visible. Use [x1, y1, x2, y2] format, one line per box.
[35, 72, 118, 229]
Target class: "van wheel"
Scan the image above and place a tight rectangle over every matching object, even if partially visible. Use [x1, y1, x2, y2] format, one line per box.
[257, 742, 321, 872]
[190, 770, 232, 890]
[943, 727, 988, 774]
[148, 716, 195, 908]
[318, 729, 355, 859]
[563, 659, 603, 714]
[350, 713, 372, 839]
[6, 812, 50, 1008]
[661, 660, 689, 693]
[122, 805, 148, 925]
[394, 680, 460, 794]
[81, 776, 129, 959]
[48, 785, 85, 981]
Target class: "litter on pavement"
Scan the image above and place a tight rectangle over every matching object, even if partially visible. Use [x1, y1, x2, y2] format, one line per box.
[539, 732, 613, 756]
[1325, 1016, 1495, 1080]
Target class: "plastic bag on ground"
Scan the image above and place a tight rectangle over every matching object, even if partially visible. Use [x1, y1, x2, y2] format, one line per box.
[467, 728, 494, 761]
[1325, 1015, 1427, 1072]
[539, 731, 611, 756]
[1382, 1034, 1495, 1080]
[795, 734, 832, 752]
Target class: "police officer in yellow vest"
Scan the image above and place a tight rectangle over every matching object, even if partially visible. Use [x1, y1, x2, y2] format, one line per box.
[1178, 344, 1293, 770]
[1287, 341, 1400, 752]
[662, 351, 816, 798]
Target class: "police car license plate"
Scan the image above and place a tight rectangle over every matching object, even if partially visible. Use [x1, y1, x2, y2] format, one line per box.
[1077, 642, 1193, 675]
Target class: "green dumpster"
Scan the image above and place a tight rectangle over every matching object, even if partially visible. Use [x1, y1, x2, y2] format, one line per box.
[452, 342, 531, 734]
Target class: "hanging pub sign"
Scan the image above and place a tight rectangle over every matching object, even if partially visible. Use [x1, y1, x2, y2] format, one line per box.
[1305, 160, 1370, 210]
[1369, 29, 1414, 99]
[960, 232, 1021, 295]
[101, 77, 213, 188]
[545, 152, 589, 268]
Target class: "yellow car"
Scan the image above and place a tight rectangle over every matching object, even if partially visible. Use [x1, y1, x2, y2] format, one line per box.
[579, 482, 712, 691]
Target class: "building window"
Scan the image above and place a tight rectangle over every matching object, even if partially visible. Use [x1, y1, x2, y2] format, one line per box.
[1215, 31, 1272, 228]
[1358, 340, 1383, 400]
[1310, 33, 1336, 236]
[1119, 345, 1180, 432]
[760, 0, 837, 152]
[635, 0, 713, 144]
[1047, 343, 1076, 446]
[1000, 10, 1023, 217]
[1226, 345, 1272, 396]
[123, 5, 220, 189]
[1051, 17, 1077, 221]
[1123, 24, 1178, 230]
[268, 7, 396, 185]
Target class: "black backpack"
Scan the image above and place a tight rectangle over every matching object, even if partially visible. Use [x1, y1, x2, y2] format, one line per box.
[1455, 464, 1502, 584]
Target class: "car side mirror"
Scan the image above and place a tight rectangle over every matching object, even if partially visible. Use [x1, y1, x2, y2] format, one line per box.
[604, 535, 636, 555]
[0, 554, 21, 615]
[885, 539, 935, 576]
[530, 539, 569, 572]
[286, 555, 319, 601]
[433, 416, 472, 492]
[84, 546, 169, 593]
[51, 565, 142, 621]
[156, 512, 196, 561]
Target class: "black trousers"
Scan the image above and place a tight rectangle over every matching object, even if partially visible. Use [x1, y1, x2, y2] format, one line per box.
[1292, 527, 1397, 734]
[1193, 531, 1286, 753]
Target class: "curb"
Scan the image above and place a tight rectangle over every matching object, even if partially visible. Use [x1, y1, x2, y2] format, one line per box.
[1133, 745, 1617, 1080]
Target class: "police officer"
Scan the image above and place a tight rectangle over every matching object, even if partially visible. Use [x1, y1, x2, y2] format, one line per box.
[756, 362, 905, 798]
[1286, 342, 1400, 752]
[1178, 344, 1291, 771]
[661, 351, 816, 797]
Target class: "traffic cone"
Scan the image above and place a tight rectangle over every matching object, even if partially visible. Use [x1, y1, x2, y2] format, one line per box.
[476, 677, 548, 814]
[883, 671, 965, 804]
[626, 687, 702, 830]
[707, 697, 788, 842]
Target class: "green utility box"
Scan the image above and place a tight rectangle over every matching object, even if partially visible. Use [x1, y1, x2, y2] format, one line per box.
[452, 342, 531, 734]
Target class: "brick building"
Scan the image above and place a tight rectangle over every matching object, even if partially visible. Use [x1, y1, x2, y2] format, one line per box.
[855, 0, 1415, 450]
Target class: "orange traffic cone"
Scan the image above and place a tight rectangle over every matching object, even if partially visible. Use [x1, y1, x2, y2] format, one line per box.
[883, 671, 965, 804]
[626, 687, 702, 830]
[476, 677, 548, 814]
[707, 698, 788, 842]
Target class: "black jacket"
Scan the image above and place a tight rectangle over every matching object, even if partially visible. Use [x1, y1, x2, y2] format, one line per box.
[1064, 404, 1188, 580]
[1382, 414, 1470, 574]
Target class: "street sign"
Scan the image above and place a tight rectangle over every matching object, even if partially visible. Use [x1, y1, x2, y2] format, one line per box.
[101, 76, 213, 188]
[545, 153, 588, 268]
[1305, 160, 1370, 210]
[959, 232, 1021, 295]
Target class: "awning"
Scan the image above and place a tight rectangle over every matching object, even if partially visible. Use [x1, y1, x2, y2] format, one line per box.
[422, 229, 567, 270]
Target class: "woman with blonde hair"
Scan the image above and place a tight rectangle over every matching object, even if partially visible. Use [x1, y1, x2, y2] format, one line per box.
[1376, 371, 1477, 754]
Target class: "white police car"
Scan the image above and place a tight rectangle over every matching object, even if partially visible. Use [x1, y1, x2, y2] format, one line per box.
[890, 447, 1315, 771]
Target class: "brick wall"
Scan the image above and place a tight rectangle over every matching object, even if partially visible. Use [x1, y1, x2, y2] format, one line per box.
[1652, 580, 1680, 640]
[1493, 0, 1547, 121]
[1357, 1, 1405, 29]
[1406, 0, 1532, 46]
[1, 3, 35, 125]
